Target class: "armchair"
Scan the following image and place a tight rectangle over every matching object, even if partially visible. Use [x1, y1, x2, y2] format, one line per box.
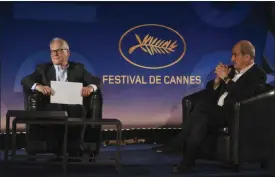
[23, 89, 103, 156]
[182, 84, 275, 171]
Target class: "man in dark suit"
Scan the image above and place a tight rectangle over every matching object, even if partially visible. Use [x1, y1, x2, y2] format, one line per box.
[21, 37, 101, 157]
[154, 40, 267, 173]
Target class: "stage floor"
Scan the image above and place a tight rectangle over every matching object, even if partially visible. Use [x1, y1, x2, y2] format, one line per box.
[0, 144, 272, 177]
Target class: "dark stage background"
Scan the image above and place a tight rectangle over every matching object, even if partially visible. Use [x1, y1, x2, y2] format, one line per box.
[0, 2, 274, 132]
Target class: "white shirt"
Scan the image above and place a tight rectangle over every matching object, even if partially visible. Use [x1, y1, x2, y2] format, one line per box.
[217, 63, 255, 107]
[54, 64, 68, 82]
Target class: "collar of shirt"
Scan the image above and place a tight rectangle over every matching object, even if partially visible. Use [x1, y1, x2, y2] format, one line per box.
[54, 64, 69, 71]
[235, 63, 255, 74]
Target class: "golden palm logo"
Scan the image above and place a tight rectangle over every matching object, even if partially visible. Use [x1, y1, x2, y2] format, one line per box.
[119, 24, 187, 69]
[128, 34, 178, 56]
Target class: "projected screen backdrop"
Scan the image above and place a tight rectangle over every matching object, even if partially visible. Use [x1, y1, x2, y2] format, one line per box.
[0, 2, 274, 132]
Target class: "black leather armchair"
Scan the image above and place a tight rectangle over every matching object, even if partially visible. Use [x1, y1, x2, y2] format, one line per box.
[182, 84, 275, 171]
[23, 89, 103, 156]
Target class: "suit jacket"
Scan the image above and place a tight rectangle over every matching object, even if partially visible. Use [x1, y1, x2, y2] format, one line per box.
[205, 64, 267, 107]
[21, 61, 101, 93]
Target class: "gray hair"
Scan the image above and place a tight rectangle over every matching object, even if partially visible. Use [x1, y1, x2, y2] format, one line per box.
[238, 40, 255, 59]
[49, 37, 70, 50]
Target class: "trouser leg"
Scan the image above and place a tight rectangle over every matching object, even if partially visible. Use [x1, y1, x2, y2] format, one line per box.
[182, 102, 226, 165]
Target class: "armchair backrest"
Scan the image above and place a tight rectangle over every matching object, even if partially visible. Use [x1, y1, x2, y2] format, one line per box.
[23, 89, 29, 110]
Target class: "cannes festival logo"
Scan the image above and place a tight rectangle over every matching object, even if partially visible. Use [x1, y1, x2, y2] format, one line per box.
[128, 34, 178, 55]
[119, 24, 187, 69]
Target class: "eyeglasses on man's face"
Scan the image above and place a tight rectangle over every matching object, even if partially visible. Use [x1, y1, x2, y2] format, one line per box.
[50, 49, 68, 55]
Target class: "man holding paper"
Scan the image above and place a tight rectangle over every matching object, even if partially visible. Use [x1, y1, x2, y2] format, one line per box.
[21, 37, 101, 157]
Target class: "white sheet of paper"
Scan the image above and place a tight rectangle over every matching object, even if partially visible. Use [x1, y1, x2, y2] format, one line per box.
[50, 81, 83, 105]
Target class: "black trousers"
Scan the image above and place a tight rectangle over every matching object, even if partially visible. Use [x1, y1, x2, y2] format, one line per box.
[169, 100, 228, 164]
[28, 103, 86, 155]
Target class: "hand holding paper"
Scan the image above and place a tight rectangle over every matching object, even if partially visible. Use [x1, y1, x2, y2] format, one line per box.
[82, 86, 93, 97]
[50, 81, 83, 105]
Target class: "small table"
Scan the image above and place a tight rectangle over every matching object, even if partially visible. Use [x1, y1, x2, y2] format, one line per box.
[6, 112, 122, 175]
[67, 118, 122, 174]
[5, 110, 69, 172]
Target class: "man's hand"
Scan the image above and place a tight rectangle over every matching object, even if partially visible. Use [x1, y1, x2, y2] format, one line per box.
[35, 85, 53, 96]
[81, 86, 93, 97]
[215, 63, 231, 80]
[213, 77, 221, 89]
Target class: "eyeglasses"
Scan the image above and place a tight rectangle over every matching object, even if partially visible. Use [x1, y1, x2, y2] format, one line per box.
[50, 49, 68, 54]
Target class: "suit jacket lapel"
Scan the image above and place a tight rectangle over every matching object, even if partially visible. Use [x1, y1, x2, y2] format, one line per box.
[219, 65, 255, 95]
[46, 64, 56, 85]
[67, 62, 74, 82]
[233, 64, 256, 83]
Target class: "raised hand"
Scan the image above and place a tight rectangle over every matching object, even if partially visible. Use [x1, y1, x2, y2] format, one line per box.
[215, 63, 231, 80]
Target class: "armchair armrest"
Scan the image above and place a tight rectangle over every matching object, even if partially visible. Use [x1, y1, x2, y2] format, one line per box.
[24, 90, 43, 111]
[183, 89, 209, 104]
[82, 89, 103, 152]
[84, 89, 103, 121]
[231, 89, 275, 163]
[240, 89, 275, 104]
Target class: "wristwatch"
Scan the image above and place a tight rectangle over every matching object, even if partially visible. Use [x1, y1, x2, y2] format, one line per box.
[223, 76, 230, 82]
